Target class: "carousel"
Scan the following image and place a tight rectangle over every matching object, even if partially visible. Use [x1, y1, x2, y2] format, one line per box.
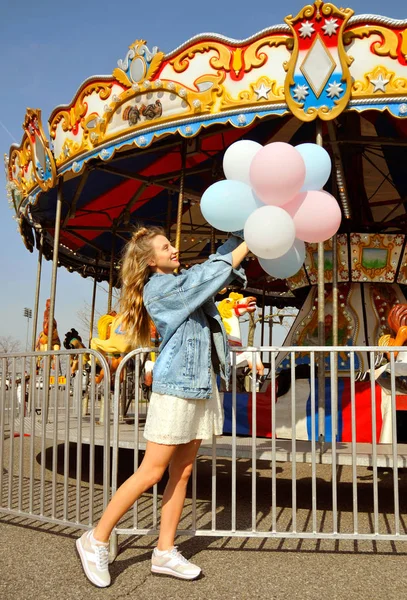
[5, 0, 407, 445]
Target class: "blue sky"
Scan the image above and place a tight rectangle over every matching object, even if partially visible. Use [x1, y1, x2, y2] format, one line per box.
[0, 0, 405, 347]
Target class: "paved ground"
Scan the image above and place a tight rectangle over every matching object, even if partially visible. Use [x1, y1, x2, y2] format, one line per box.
[2, 423, 407, 599]
[2, 516, 407, 600]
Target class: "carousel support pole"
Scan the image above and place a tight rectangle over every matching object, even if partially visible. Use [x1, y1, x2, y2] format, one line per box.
[332, 233, 339, 439]
[31, 231, 43, 352]
[107, 233, 116, 313]
[260, 286, 266, 346]
[29, 231, 43, 415]
[269, 305, 273, 368]
[89, 264, 98, 346]
[332, 236, 339, 346]
[260, 286, 266, 368]
[175, 142, 187, 254]
[44, 177, 64, 423]
[316, 121, 326, 450]
[83, 263, 99, 419]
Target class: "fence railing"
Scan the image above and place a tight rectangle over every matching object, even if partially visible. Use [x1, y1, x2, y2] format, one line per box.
[2, 346, 407, 555]
[0, 349, 111, 529]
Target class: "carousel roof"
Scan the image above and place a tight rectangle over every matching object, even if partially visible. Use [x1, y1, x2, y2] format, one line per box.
[4, 1, 407, 306]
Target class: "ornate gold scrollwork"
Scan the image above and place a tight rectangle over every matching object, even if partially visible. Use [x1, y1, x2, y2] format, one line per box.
[344, 25, 400, 60]
[286, 0, 351, 24]
[171, 42, 231, 74]
[352, 65, 407, 96]
[243, 36, 293, 71]
[23, 108, 57, 192]
[221, 76, 284, 109]
[171, 35, 291, 78]
[49, 82, 113, 138]
[113, 40, 165, 87]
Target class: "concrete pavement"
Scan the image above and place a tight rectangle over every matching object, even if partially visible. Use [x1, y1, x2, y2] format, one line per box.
[1, 516, 407, 600]
[2, 429, 407, 599]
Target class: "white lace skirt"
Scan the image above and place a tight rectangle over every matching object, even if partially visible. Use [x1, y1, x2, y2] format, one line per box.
[143, 370, 224, 445]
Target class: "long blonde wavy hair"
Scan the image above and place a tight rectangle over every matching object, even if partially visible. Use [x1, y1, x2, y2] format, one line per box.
[120, 226, 165, 347]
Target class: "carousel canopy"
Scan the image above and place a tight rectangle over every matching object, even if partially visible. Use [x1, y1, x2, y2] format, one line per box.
[5, 1, 407, 306]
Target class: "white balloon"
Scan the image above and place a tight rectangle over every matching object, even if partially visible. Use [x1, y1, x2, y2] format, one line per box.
[223, 140, 262, 185]
[244, 206, 296, 259]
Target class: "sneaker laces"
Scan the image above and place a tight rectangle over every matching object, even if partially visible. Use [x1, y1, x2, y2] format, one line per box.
[94, 544, 109, 571]
[169, 546, 189, 564]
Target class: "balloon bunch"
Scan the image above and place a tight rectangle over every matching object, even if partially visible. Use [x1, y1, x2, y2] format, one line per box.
[201, 140, 341, 279]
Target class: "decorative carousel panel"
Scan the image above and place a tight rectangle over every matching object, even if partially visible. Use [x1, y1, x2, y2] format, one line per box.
[101, 83, 212, 143]
[350, 233, 405, 283]
[49, 80, 117, 167]
[161, 34, 293, 111]
[276, 282, 365, 373]
[345, 21, 407, 99]
[8, 2, 407, 194]
[397, 244, 407, 284]
[23, 109, 56, 192]
[6, 109, 56, 200]
[286, 266, 309, 290]
[304, 234, 349, 285]
[7, 139, 35, 198]
[283, 1, 354, 121]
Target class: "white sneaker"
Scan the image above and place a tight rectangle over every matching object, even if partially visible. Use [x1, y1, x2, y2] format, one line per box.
[76, 529, 111, 588]
[151, 546, 201, 580]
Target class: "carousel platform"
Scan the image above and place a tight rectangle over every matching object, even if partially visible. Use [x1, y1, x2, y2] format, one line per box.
[11, 415, 407, 468]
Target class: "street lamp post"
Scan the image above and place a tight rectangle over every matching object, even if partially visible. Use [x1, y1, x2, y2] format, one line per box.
[24, 307, 32, 352]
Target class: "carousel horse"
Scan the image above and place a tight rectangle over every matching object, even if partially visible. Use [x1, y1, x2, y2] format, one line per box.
[89, 313, 159, 385]
[63, 328, 90, 375]
[217, 292, 264, 375]
[90, 312, 131, 384]
[352, 303, 407, 387]
[367, 303, 407, 393]
[35, 298, 61, 369]
[378, 303, 407, 361]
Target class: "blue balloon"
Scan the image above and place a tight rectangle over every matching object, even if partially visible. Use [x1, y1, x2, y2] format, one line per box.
[295, 143, 332, 192]
[259, 239, 306, 279]
[200, 180, 259, 232]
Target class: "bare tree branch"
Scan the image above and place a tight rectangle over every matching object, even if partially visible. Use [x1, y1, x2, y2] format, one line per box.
[0, 336, 23, 376]
[75, 301, 104, 341]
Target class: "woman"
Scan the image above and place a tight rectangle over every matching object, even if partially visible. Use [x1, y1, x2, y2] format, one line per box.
[76, 226, 249, 587]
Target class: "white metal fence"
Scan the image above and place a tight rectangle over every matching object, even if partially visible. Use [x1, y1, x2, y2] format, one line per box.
[2, 346, 407, 556]
[0, 349, 111, 529]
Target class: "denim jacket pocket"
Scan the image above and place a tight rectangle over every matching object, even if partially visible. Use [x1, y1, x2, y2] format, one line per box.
[182, 338, 200, 378]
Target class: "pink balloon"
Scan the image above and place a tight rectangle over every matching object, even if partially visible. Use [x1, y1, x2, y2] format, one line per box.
[249, 142, 305, 207]
[285, 190, 342, 243]
[283, 192, 307, 217]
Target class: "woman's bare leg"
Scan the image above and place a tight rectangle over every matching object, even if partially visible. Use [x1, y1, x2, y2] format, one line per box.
[157, 439, 202, 550]
[93, 441, 178, 543]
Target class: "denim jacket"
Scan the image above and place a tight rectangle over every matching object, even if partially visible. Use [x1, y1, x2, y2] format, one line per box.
[143, 235, 246, 399]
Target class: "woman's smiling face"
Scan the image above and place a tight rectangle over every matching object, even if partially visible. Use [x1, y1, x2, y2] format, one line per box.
[149, 235, 180, 274]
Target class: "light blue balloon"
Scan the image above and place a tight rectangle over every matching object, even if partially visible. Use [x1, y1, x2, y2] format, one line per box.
[259, 239, 306, 279]
[296, 143, 332, 192]
[200, 179, 259, 232]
